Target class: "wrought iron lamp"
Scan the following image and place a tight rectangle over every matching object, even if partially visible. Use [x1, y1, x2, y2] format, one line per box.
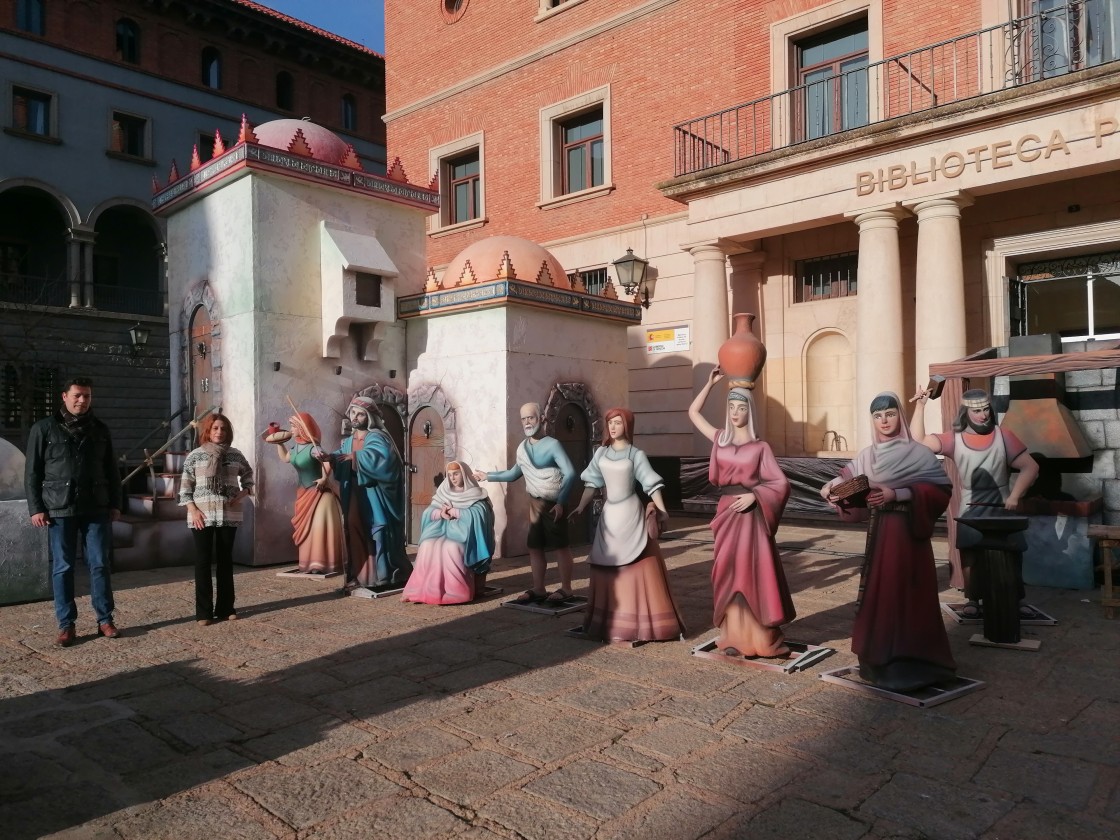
[128, 323, 150, 353]
[612, 247, 651, 308]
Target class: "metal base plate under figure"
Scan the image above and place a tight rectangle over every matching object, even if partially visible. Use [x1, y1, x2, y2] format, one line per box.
[942, 602, 1057, 626]
[349, 583, 406, 599]
[819, 665, 986, 708]
[968, 632, 1042, 651]
[276, 568, 343, 580]
[501, 594, 588, 616]
[690, 637, 836, 674]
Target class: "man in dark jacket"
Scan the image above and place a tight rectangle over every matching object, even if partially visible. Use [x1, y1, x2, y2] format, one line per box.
[25, 377, 122, 646]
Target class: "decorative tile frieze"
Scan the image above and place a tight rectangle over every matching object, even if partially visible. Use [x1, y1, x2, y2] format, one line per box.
[398, 279, 642, 323]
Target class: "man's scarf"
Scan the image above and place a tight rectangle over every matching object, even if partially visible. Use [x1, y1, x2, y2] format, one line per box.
[58, 408, 94, 442]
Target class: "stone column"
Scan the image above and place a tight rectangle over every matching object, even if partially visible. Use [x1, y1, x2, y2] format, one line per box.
[906, 192, 972, 433]
[849, 206, 907, 449]
[66, 227, 96, 308]
[690, 242, 730, 453]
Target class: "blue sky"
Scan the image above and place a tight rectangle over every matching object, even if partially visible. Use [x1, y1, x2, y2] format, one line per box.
[260, 1, 386, 54]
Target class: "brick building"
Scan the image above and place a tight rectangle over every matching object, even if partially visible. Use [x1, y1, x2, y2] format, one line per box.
[0, 0, 385, 454]
[385, 0, 1120, 517]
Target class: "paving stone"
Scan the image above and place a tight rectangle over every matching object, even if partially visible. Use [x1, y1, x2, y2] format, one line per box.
[598, 787, 736, 840]
[274, 670, 349, 697]
[1, 749, 80, 798]
[649, 693, 742, 726]
[122, 747, 258, 801]
[675, 741, 810, 803]
[786, 727, 898, 774]
[235, 757, 402, 830]
[326, 650, 431, 684]
[304, 795, 468, 840]
[115, 787, 279, 840]
[860, 772, 1015, 840]
[157, 710, 245, 749]
[242, 717, 376, 766]
[501, 664, 599, 698]
[118, 684, 222, 718]
[723, 704, 826, 744]
[318, 675, 424, 717]
[882, 712, 993, 757]
[796, 767, 891, 812]
[58, 718, 182, 774]
[727, 672, 808, 706]
[620, 718, 722, 759]
[792, 686, 911, 732]
[1, 783, 129, 840]
[424, 659, 527, 693]
[598, 743, 665, 773]
[411, 749, 536, 806]
[359, 693, 473, 731]
[525, 759, 660, 820]
[364, 727, 472, 772]
[478, 789, 599, 840]
[739, 797, 869, 840]
[217, 694, 324, 731]
[980, 801, 1120, 840]
[558, 679, 662, 717]
[0, 702, 118, 739]
[499, 715, 623, 763]
[973, 745, 1099, 809]
[446, 698, 544, 738]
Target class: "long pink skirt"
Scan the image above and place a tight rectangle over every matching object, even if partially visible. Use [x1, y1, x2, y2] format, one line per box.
[401, 537, 478, 605]
[583, 541, 685, 642]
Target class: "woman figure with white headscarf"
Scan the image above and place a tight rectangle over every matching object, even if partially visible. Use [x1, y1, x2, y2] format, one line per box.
[688, 368, 795, 658]
[402, 461, 495, 604]
[821, 391, 956, 691]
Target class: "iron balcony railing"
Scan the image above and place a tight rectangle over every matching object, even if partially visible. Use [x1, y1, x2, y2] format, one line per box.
[91, 283, 165, 317]
[0, 273, 70, 307]
[673, 0, 1120, 176]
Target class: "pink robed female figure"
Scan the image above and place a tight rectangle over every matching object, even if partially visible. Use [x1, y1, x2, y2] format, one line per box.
[688, 368, 795, 658]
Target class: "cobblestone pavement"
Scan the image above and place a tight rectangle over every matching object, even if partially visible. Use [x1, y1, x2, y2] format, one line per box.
[2, 518, 1118, 840]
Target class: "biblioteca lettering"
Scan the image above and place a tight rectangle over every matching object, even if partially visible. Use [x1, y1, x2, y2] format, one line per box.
[855, 116, 1118, 196]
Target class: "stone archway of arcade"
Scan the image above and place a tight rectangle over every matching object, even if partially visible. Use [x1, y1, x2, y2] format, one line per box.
[0, 183, 169, 456]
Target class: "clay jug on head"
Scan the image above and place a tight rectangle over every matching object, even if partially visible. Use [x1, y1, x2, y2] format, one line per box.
[717, 313, 766, 389]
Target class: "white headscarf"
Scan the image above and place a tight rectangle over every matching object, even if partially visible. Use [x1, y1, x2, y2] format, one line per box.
[849, 391, 950, 489]
[432, 461, 488, 509]
[717, 387, 759, 446]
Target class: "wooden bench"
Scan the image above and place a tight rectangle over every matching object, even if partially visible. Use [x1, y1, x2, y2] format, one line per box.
[1088, 524, 1120, 619]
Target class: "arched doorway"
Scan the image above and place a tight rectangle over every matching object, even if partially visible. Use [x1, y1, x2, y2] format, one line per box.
[91, 204, 162, 315]
[804, 331, 855, 455]
[188, 305, 213, 438]
[553, 402, 593, 545]
[0, 185, 71, 306]
[408, 405, 445, 543]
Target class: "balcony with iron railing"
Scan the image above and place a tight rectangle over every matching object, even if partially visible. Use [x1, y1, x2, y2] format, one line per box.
[0, 274, 165, 316]
[673, 0, 1120, 177]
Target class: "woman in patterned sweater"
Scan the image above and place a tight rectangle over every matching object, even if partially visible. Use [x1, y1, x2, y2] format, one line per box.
[180, 412, 254, 625]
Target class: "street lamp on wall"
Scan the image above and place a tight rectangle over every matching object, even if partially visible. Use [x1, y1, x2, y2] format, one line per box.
[128, 323, 150, 354]
[612, 247, 651, 309]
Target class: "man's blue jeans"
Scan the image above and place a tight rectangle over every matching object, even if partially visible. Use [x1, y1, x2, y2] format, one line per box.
[48, 514, 115, 629]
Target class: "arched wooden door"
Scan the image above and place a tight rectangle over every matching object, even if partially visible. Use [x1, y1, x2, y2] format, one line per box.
[408, 406, 445, 544]
[188, 305, 213, 443]
[554, 401, 592, 545]
[378, 403, 405, 464]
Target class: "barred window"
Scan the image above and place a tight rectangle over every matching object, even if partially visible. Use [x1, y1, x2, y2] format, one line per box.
[1, 364, 58, 438]
[795, 252, 858, 302]
[568, 267, 608, 296]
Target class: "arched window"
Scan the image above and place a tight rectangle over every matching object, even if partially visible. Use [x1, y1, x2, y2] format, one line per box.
[341, 94, 357, 131]
[16, 0, 45, 36]
[115, 18, 140, 64]
[275, 71, 294, 110]
[201, 47, 222, 89]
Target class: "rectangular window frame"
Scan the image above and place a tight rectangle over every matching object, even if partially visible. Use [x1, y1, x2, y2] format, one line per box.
[107, 108, 154, 164]
[770, 0, 883, 148]
[567, 266, 609, 296]
[794, 251, 859, 303]
[8, 84, 57, 140]
[538, 85, 613, 210]
[428, 131, 487, 236]
[535, 0, 590, 23]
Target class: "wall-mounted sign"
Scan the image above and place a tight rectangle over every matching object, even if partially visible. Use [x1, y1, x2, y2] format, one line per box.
[646, 325, 690, 354]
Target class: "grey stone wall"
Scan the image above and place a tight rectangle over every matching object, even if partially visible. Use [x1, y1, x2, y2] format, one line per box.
[0, 499, 50, 605]
[996, 339, 1120, 526]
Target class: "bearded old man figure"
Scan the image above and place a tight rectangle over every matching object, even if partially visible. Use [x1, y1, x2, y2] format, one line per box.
[323, 396, 411, 590]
